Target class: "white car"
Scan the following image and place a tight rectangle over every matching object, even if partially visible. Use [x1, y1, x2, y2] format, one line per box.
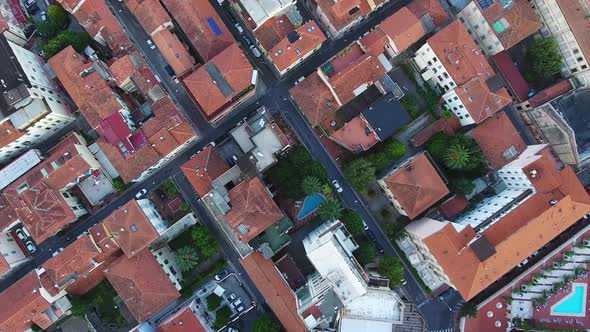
[15, 229, 27, 241]
[362, 221, 369, 231]
[146, 39, 156, 49]
[332, 180, 343, 193]
[249, 45, 261, 58]
[236, 305, 245, 313]
[228, 293, 236, 301]
[40, 11, 47, 22]
[234, 23, 244, 34]
[25, 241, 36, 254]
[135, 189, 147, 199]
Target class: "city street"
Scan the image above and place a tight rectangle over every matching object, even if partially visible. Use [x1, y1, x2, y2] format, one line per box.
[0, 0, 464, 330]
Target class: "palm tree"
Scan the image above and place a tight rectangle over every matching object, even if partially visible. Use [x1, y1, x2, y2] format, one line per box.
[175, 246, 199, 272]
[318, 198, 343, 221]
[444, 144, 473, 170]
[301, 176, 323, 196]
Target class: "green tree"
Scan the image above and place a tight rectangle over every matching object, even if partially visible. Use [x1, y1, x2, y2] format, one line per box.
[400, 94, 419, 118]
[191, 225, 218, 257]
[175, 246, 199, 272]
[444, 144, 473, 169]
[43, 31, 91, 58]
[112, 177, 126, 191]
[268, 146, 328, 199]
[383, 139, 406, 161]
[301, 176, 323, 196]
[528, 37, 562, 79]
[441, 110, 454, 119]
[378, 256, 404, 287]
[318, 198, 343, 221]
[340, 209, 364, 238]
[35, 21, 61, 38]
[425, 132, 451, 161]
[214, 306, 232, 329]
[343, 158, 375, 192]
[355, 238, 377, 265]
[449, 176, 475, 195]
[47, 4, 68, 28]
[366, 152, 390, 170]
[207, 294, 222, 311]
[254, 313, 282, 332]
[460, 302, 478, 318]
[180, 202, 189, 211]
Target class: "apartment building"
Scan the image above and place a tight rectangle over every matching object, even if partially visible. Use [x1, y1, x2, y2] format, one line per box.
[529, 0, 590, 86]
[457, 0, 540, 56]
[403, 145, 590, 300]
[413, 20, 512, 126]
[0, 35, 74, 164]
[0, 0, 28, 46]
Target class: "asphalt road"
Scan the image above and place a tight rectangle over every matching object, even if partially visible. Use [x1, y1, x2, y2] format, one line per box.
[0, 0, 465, 329]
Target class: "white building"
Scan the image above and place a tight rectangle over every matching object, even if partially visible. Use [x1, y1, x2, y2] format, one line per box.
[238, 0, 296, 28]
[0, 35, 74, 164]
[529, 0, 590, 86]
[0, 0, 27, 46]
[152, 245, 183, 290]
[136, 198, 168, 234]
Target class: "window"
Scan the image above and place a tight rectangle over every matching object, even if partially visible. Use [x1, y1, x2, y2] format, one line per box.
[16, 182, 28, 194]
[40, 168, 48, 177]
[348, 6, 360, 15]
[72, 206, 78, 211]
[459, 17, 465, 23]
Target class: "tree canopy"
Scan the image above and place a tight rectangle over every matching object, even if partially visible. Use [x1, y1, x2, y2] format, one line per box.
[318, 198, 343, 221]
[43, 30, 91, 58]
[254, 313, 282, 332]
[301, 176, 323, 196]
[47, 5, 68, 28]
[340, 209, 364, 238]
[191, 225, 218, 258]
[343, 158, 375, 192]
[175, 246, 199, 272]
[355, 238, 377, 265]
[378, 256, 404, 287]
[528, 37, 562, 79]
[268, 146, 328, 199]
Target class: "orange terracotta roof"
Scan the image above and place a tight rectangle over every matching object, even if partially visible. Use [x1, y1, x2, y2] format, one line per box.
[528, 80, 573, 108]
[329, 55, 386, 105]
[0, 254, 9, 277]
[268, 21, 326, 73]
[66, 251, 123, 296]
[88, 223, 121, 262]
[180, 145, 230, 197]
[410, 115, 461, 146]
[105, 249, 180, 322]
[379, 7, 425, 54]
[358, 28, 389, 56]
[381, 152, 449, 219]
[313, 0, 372, 33]
[148, 127, 179, 156]
[226, 177, 284, 242]
[67, 0, 132, 55]
[1, 134, 91, 243]
[557, 0, 590, 62]
[0, 119, 22, 149]
[102, 200, 159, 257]
[468, 112, 526, 169]
[407, 0, 449, 27]
[438, 194, 469, 219]
[108, 55, 136, 87]
[183, 43, 253, 118]
[329, 116, 379, 151]
[49, 46, 123, 128]
[413, 156, 590, 300]
[454, 76, 512, 123]
[473, 0, 541, 50]
[157, 307, 206, 332]
[169, 122, 196, 144]
[0, 271, 52, 332]
[96, 138, 160, 183]
[127, 0, 171, 34]
[241, 252, 307, 332]
[152, 29, 195, 76]
[426, 20, 495, 86]
[289, 71, 337, 127]
[254, 15, 294, 51]
[161, 0, 235, 61]
[42, 234, 101, 287]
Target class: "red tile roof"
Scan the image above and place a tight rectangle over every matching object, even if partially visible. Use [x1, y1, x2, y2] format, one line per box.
[254, 15, 294, 51]
[381, 152, 449, 219]
[241, 252, 307, 332]
[183, 43, 253, 118]
[329, 116, 379, 151]
[268, 21, 326, 73]
[557, 0, 590, 63]
[226, 177, 284, 242]
[181, 145, 229, 197]
[96, 138, 160, 183]
[161, 0, 235, 61]
[407, 0, 449, 28]
[473, 0, 541, 50]
[152, 29, 195, 76]
[102, 200, 159, 257]
[0, 271, 53, 331]
[468, 112, 526, 169]
[313, 0, 372, 34]
[426, 20, 495, 86]
[454, 76, 512, 124]
[42, 234, 101, 287]
[108, 55, 136, 87]
[491, 51, 530, 102]
[410, 115, 461, 147]
[49, 46, 123, 128]
[379, 7, 425, 54]
[528, 80, 573, 108]
[157, 307, 206, 332]
[438, 194, 469, 219]
[1, 134, 91, 243]
[0, 119, 22, 149]
[289, 71, 337, 127]
[66, 250, 123, 296]
[329, 55, 386, 105]
[127, 0, 171, 34]
[358, 28, 389, 56]
[61, 0, 132, 55]
[105, 249, 180, 322]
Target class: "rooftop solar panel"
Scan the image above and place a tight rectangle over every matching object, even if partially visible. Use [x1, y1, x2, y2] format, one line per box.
[207, 17, 223, 36]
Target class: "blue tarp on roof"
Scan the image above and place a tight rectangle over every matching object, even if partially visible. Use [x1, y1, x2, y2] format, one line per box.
[207, 17, 222, 36]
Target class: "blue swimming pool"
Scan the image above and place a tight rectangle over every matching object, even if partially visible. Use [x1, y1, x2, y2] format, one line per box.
[297, 194, 326, 220]
[552, 284, 587, 316]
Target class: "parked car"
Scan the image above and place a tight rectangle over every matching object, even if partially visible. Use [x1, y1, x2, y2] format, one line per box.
[232, 299, 243, 308]
[228, 293, 236, 301]
[517, 259, 529, 268]
[243, 35, 252, 45]
[401, 278, 407, 285]
[146, 39, 156, 49]
[135, 189, 147, 199]
[15, 228, 27, 241]
[214, 269, 229, 281]
[362, 221, 369, 231]
[250, 45, 261, 58]
[40, 11, 47, 22]
[236, 305, 245, 313]
[25, 241, 36, 254]
[164, 65, 175, 78]
[234, 23, 244, 34]
[332, 180, 343, 193]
